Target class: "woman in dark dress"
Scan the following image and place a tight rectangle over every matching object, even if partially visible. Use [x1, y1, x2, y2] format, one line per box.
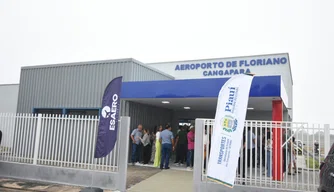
[238, 129, 246, 185]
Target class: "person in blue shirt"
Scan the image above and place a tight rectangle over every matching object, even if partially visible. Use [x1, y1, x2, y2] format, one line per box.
[130, 124, 143, 165]
[159, 124, 175, 169]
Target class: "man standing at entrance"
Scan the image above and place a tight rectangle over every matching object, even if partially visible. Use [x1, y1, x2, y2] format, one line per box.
[130, 124, 143, 165]
[174, 125, 187, 166]
[187, 125, 195, 171]
[159, 124, 175, 169]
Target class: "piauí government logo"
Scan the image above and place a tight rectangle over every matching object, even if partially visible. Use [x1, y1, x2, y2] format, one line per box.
[221, 115, 238, 133]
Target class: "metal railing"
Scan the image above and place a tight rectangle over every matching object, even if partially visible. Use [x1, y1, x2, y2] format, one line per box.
[0, 113, 119, 172]
[195, 119, 331, 192]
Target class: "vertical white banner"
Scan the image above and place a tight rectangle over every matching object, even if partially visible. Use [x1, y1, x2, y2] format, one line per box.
[207, 74, 254, 188]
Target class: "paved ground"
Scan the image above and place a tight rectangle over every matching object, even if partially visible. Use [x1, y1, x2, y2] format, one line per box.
[127, 165, 319, 192]
[126, 165, 161, 189]
[127, 169, 193, 192]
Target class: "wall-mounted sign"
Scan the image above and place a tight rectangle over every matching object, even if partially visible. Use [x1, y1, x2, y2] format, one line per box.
[174, 56, 287, 77]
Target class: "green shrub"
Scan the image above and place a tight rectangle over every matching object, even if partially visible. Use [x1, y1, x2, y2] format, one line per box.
[306, 157, 319, 169]
[306, 157, 324, 169]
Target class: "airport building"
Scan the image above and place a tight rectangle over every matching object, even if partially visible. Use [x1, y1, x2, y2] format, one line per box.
[1, 53, 293, 131]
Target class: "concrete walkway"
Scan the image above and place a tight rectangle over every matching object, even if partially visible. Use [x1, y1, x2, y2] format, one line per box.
[127, 169, 193, 192]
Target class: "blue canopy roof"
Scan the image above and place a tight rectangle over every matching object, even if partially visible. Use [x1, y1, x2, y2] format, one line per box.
[121, 76, 281, 99]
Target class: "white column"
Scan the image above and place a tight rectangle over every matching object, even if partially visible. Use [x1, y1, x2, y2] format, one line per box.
[33, 114, 42, 165]
[117, 116, 130, 192]
[324, 124, 330, 157]
[194, 119, 205, 192]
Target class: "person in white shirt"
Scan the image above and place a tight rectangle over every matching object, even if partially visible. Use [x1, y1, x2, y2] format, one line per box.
[288, 136, 299, 175]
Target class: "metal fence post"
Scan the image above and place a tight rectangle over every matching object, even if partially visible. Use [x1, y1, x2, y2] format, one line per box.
[324, 124, 330, 157]
[194, 119, 205, 192]
[33, 114, 42, 165]
[117, 116, 130, 192]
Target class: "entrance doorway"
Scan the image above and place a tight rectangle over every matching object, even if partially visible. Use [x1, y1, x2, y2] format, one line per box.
[169, 119, 195, 169]
[178, 119, 194, 132]
[178, 119, 194, 127]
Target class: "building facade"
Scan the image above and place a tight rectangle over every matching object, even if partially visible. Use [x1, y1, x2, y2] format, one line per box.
[1, 53, 292, 131]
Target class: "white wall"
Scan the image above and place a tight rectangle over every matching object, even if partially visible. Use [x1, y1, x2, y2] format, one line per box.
[147, 53, 293, 119]
[147, 53, 291, 82]
[0, 84, 19, 113]
[0, 84, 19, 148]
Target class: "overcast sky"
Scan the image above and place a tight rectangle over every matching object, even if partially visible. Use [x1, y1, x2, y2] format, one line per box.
[0, 0, 333, 125]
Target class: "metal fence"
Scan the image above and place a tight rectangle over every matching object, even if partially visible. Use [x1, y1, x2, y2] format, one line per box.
[194, 119, 332, 192]
[0, 113, 120, 172]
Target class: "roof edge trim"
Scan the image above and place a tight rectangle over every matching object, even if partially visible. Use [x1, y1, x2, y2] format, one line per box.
[21, 58, 134, 70]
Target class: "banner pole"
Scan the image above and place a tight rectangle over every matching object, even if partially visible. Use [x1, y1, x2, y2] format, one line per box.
[207, 74, 254, 188]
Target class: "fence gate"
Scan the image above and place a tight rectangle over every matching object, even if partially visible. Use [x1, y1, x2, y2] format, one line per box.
[0, 113, 130, 192]
[194, 118, 331, 192]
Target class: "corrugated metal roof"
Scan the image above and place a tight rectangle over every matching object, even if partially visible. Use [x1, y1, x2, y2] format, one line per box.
[21, 58, 134, 70]
[21, 58, 174, 80]
[16, 59, 174, 113]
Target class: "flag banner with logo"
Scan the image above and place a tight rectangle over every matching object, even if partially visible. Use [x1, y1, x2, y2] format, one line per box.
[207, 74, 254, 188]
[94, 76, 123, 158]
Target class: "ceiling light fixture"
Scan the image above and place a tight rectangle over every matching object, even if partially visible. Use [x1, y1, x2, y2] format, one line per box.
[184, 107, 191, 109]
[162, 101, 170, 104]
[247, 107, 254, 110]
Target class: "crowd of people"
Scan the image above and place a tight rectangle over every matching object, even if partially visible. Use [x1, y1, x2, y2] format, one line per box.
[238, 127, 300, 184]
[130, 123, 204, 170]
[130, 123, 299, 179]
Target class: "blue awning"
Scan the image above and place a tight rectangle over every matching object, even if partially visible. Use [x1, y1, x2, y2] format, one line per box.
[121, 76, 281, 99]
